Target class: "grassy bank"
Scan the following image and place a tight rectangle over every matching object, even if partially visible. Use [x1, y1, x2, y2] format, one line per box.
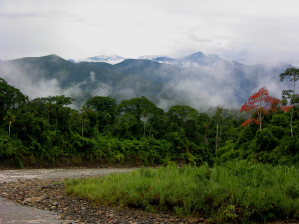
[65, 161, 299, 223]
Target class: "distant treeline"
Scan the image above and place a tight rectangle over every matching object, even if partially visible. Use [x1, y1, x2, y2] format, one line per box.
[0, 76, 298, 168]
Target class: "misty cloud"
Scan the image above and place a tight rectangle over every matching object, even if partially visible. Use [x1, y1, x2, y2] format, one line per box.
[89, 71, 96, 82]
[154, 58, 293, 111]
[1, 0, 299, 65]
[0, 61, 62, 98]
[0, 52, 295, 112]
[91, 83, 112, 96]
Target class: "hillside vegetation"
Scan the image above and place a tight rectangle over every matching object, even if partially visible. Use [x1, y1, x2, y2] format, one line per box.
[0, 68, 298, 167]
[0, 53, 292, 108]
[0, 67, 298, 223]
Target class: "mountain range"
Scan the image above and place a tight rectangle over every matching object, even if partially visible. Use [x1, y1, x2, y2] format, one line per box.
[71, 52, 223, 67]
[0, 52, 293, 110]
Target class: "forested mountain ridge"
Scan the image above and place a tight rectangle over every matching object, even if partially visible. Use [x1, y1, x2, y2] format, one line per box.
[0, 52, 293, 110]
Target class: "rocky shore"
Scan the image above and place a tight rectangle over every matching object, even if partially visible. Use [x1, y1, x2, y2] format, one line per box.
[0, 168, 298, 224]
[0, 178, 204, 224]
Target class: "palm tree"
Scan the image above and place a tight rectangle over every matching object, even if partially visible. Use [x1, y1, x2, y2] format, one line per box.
[3, 111, 16, 137]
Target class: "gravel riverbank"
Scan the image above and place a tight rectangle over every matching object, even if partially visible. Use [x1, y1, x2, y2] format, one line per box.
[0, 168, 298, 224]
[0, 178, 202, 224]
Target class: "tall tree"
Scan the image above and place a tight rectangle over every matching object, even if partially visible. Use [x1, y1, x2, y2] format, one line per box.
[118, 97, 162, 137]
[241, 87, 281, 130]
[280, 68, 299, 137]
[214, 107, 223, 153]
[0, 78, 27, 122]
[198, 113, 211, 145]
[85, 96, 117, 131]
[3, 111, 16, 137]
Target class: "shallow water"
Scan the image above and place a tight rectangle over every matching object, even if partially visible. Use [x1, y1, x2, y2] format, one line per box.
[0, 168, 132, 183]
[0, 197, 64, 224]
[0, 168, 132, 224]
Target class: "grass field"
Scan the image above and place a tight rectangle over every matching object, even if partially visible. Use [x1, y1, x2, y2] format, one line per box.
[65, 161, 299, 223]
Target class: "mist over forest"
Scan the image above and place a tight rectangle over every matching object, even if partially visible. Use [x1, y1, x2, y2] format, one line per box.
[1, 1, 299, 223]
[0, 52, 293, 111]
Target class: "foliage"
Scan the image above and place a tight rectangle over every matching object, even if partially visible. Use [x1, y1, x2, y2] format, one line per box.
[280, 67, 299, 137]
[66, 162, 299, 223]
[240, 87, 283, 129]
[0, 77, 298, 168]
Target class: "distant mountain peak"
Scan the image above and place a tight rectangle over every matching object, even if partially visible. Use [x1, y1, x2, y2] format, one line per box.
[88, 55, 124, 61]
[189, 51, 205, 57]
[138, 55, 165, 60]
[1, 53, 292, 111]
[180, 51, 224, 66]
[73, 55, 125, 64]
[115, 58, 162, 66]
[46, 54, 60, 57]
[42, 54, 64, 60]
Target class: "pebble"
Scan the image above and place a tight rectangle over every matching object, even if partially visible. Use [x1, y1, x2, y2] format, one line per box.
[0, 178, 205, 224]
[23, 196, 43, 203]
[1, 191, 8, 197]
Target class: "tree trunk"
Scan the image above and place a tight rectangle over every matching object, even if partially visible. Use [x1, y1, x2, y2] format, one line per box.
[215, 122, 219, 153]
[259, 121, 262, 130]
[290, 80, 295, 137]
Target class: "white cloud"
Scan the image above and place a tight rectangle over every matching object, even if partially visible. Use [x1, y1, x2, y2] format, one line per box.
[0, 61, 62, 99]
[89, 71, 96, 82]
[0, 0, 299, 64]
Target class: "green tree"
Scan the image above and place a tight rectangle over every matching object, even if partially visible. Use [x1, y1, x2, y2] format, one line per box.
[0, 78, 27, 122]
[280, 68, 299, 137]
[3, 111, 16, 137]
[167, 105, 199, 141]
[214, 107, 223, 153]
[85, 96, 117, 131]
[118, 97, 162, 137]
[198, 113, 212, 145]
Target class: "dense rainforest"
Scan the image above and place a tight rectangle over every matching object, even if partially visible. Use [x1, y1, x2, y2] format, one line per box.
[0, 68, 298, 168]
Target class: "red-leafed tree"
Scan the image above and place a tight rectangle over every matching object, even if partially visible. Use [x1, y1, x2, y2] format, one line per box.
[240, 87, 283, 130]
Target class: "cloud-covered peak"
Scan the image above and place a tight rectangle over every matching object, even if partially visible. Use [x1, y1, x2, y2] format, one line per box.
[184, 51, 205, 59]
[141, 51, 225, 68]
[0, 52, 293, 111]
[74, 55, 125, 64]
[138, 55, 164, 60]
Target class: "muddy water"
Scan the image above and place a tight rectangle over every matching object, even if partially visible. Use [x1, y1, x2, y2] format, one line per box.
[0, 168, 133, 224]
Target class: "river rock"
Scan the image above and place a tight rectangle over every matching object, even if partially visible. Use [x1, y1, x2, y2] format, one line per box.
[23, 196, 43, 203]
[1, 191, 8, 197]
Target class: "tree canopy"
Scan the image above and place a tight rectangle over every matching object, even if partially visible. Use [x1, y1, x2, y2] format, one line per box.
[0, 77, 298, 168]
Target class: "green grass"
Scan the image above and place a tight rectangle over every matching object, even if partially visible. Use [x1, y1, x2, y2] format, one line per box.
[65, 161, 299, 223]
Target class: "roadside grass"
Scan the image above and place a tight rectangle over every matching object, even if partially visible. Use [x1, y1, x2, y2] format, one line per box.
[65, 161, 299, 223]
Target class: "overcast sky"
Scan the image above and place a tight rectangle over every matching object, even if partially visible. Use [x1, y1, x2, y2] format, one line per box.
[1, 0, 299, 64]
